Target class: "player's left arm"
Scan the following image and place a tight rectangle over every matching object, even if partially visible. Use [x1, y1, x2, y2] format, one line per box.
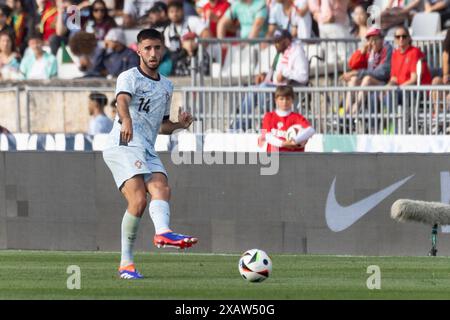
[159, 107, 193, 134]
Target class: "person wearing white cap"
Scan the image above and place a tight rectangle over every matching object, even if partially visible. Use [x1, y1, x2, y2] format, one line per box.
[88, 28, 140, 77]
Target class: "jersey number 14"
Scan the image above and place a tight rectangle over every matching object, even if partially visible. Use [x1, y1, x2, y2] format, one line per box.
[138, 98, 151, 113]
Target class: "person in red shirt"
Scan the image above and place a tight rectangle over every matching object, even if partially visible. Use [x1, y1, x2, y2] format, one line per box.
[202, 0, 232, 37]
[388, 25, 432, 86]
[259, 85, 315, 152]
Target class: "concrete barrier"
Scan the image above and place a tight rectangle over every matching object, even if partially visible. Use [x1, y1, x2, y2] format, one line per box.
[1, 152, 450, 256]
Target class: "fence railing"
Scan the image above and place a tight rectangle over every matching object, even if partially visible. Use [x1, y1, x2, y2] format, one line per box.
[192, 37, 444, 88]
[182, 85, 450, 135]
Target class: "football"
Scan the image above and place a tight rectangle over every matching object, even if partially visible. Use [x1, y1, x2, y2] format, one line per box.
[238, 249, 272, 282]
[286, 125, 303, 142]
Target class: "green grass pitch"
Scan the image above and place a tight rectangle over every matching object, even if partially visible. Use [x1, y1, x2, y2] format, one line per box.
[1, 250, 450, 299]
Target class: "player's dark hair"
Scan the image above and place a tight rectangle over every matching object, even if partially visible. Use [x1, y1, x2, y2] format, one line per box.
[275, 85, 294, 99]
[167, 0, 183, 10]
[89, 92, 108, 107]
[137, 28, 164, 43]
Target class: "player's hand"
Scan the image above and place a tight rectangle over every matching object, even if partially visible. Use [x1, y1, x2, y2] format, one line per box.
[120, 117, 133, 143]
[178, 107, 193, 129]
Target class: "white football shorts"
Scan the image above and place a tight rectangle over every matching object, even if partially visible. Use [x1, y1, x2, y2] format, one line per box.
[103, 145, 167, 190]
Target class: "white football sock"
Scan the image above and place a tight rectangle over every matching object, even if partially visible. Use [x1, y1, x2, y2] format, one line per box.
[120, 211, 141, 267]
[149, 200, 171, 235]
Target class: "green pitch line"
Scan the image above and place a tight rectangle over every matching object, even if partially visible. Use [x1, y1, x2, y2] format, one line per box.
[1, 250, 450, 299]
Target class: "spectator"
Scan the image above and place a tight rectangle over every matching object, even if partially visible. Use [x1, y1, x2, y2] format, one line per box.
[350, 4, 368, 40]
[68, 30, 98, 74]
[0, 5, 15, 43]
[164, 0, 210, 76]
[201, 0, 231, 37]
[341, 27, 392, 114]
[266, 0, 298, 38]
[293, 0, 312, 39]
[0, 31, 21, 79]
[37, 0, 58, 44]
[88, 91, 113, 134]
[0, 124, 10, 134]
[259, 85, 315, 152]
[6, 0, 31, 55]
[123, 0, 157, 27]
[87, 28, 139, 77]
[255, 29, 309, 86]
[106, 97, 117, 120]
[308, 0, 351, 61]
[380, 0, 420, 32]
[424, 0, 450, 29]
[217, 0, 268, 39]
[19, 32, 58, 79]
[148, 1, 170, 33]
[432, 30, 450, 85]
[237, 30, 309, 130]
[85, 0, 117, 41]
[388, 26, 432, 86]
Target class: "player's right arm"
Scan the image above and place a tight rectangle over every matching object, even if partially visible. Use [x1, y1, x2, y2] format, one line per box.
[116, 93, 133, 143]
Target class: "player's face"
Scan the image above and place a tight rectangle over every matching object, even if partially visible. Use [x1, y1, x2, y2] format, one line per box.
[137, 38, 163, 70]
[276, 95, 293, 111]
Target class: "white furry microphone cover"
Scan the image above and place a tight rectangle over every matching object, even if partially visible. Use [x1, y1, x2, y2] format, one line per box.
[391, 199, 450, 225]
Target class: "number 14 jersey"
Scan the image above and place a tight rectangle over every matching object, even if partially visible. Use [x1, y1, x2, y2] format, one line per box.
[106, 66, 173, 151]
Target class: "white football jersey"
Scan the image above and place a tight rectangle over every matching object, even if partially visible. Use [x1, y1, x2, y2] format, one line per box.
[106, 66, 173, 152]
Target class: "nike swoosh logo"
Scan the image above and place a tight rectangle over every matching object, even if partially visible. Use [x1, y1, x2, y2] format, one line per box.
[326, 175, 414, 232]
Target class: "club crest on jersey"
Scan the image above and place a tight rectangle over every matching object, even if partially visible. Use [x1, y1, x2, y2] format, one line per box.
[277, 122, 284, 129]
[135, 160, 143, 169]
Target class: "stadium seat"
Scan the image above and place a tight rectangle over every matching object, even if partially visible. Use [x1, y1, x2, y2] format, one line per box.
[254, 45, 277, 75]
[74, 133, 93, 151]
[411, 13, 441, 37]
[56, 46, 85, 79]
[27, 134, 56, 151]
[213, 44, 258, 79]
[123, 29, 140, 46]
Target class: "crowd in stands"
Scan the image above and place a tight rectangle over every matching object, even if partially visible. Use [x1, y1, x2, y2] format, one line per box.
[0, 0, 448, 80]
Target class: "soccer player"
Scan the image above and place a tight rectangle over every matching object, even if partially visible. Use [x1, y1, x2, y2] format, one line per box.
[259, 85, 315, 152]
[103, 28, 197, 280]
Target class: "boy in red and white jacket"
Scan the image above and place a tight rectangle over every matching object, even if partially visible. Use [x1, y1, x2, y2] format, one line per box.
[259, 85, 315, 152]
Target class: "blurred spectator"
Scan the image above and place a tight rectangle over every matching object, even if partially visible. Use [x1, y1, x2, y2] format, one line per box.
[380, 0, 420, 32]
[201, 0, 231, 37]
[341, 27, 392, 113]
[6, 0, 32, 55]
[308, 0, 351, 60]
[424, 0, 450, 28]
[19, 32, 58, 79]
[0, 124, 10, 133]
[293, 0, 312, 39]
[255, 30, 309, 86]
[51, 0, 90, 55]
[148, 1, 169, 32]
[164, 0, 210, 76]
[266, 0, 298, 38]
[88, 91, 113, 134]
[87, 28, 139, 77]
[217, 0, 268, 39]
[432, 30, 450, 85]
[388, 26, 432, 86]
[37, 0, 58, 43]
[0, 31, 21, 79]
[350, 4, 368, 40]
[237, 30, 309, 130]
[123, 0, 157, 27]
[85, 0, 117, 41]
[259, 85, 315, 152]
[0, 5, 15, 42]
[68, 30, 98, 73]
[106, 97, 117, 120]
